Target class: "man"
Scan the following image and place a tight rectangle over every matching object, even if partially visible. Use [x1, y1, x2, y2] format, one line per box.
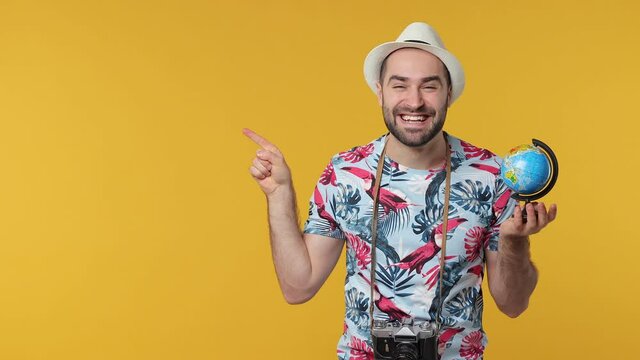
[244, 22, 557, 360]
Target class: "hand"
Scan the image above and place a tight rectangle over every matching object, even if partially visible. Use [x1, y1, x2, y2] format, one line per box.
[499, 202, 558, 240]
[243, 128, 292, 196]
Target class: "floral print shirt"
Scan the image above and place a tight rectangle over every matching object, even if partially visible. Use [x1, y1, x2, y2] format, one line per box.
[303, 133, 516, 360]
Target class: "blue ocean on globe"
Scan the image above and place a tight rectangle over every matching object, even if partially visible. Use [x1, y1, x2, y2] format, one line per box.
[500, 144, 551, 194]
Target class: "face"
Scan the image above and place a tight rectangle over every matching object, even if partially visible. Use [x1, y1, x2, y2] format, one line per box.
[376, 48, 452, 148]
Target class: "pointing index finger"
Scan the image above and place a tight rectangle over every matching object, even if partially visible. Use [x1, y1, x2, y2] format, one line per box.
[242, 128, 279, 152]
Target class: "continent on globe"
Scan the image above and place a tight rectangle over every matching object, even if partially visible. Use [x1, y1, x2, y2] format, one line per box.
[504, 169, 518, 184]
[510, 144, 532, 155]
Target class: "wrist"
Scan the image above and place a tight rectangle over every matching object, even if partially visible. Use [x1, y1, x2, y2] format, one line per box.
[498, 235, 532, 267]
[266, 182, 295, 202]
[499, 233, 530, 253]
[501, 234, 529, 246]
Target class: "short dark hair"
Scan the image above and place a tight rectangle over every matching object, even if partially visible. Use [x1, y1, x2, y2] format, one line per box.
[379, 51, 452, 88]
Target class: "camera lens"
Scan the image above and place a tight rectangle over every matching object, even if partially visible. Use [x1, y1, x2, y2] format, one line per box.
[392, 342, 419, 360]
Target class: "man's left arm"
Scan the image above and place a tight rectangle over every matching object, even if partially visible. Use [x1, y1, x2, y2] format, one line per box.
[486, 202, 558, 318]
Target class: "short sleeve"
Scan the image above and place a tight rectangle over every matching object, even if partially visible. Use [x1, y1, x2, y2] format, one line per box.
[485, 175, 517, 251]
[303, 160, 346, 241]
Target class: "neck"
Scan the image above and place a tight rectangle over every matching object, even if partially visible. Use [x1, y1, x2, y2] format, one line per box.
[385, 132, 447, 170]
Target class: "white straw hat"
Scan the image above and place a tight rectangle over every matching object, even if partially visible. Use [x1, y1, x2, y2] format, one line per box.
[363, 22, 465, 103]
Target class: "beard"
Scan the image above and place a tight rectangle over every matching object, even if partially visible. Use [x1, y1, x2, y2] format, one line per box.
[382, 99, 448, 148]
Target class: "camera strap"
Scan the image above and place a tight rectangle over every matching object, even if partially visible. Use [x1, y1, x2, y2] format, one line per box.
[369, 132, 452, 331]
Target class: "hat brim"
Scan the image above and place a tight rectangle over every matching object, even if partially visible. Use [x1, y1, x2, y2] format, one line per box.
[364, 42, 465, 103]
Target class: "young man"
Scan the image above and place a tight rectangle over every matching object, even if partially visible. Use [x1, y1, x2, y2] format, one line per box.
[244, 22, 557, 360]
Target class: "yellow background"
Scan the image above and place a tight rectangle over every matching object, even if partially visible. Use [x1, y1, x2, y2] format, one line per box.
[0, 0, 638, 359]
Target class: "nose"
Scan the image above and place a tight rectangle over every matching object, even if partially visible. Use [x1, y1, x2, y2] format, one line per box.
[404, 87, 424, 110]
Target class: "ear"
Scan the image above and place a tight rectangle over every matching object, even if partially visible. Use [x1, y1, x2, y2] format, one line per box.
[376, 82, 383, 106]
[446, 86, 453, 107]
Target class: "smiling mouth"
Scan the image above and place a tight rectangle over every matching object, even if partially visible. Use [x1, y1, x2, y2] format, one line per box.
[399, 114, 429, 123]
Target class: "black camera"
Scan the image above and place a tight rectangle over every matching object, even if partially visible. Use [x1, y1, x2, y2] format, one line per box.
[371, 319, 438, 360]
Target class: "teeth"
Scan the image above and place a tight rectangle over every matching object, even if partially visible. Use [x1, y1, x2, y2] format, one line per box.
[401, 115, 426, 122]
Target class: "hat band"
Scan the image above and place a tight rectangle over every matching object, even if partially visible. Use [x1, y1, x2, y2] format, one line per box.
[404, 39, 431, 45]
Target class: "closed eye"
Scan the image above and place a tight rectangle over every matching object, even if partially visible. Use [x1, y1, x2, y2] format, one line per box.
[422, 82, 440, 90]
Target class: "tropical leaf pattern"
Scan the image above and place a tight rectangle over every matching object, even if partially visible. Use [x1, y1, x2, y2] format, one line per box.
[303, 134, 516, 359]
[334, 184, 362, 222]
[473, 290, 483, 328]
[460, 331, 485, 360]
[375, 257, 416, 297]
[376, 200, 411, 236]
[446, 287, 479, 321]
[345, 233, 371, 270]
[320, 161, 338, 185]
[348, 336, 374, 360]
[464, 226, 488, 262]
[345, 288, 370, 328]
[412, 201, 443, 239]
[450, 180, 492, 214]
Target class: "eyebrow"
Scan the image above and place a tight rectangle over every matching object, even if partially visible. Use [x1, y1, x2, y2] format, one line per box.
[387, 75, 443, 84]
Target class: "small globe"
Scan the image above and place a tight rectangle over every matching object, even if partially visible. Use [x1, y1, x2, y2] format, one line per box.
[501, 144, 551, 195]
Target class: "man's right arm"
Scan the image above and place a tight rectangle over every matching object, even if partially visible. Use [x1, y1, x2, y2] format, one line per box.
[244, 128, 343, 304]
